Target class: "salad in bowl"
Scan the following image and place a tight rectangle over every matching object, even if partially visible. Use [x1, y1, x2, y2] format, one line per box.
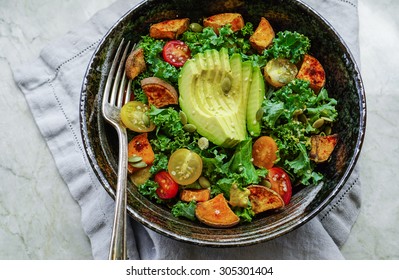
[80, 0, 365, 246]
[121, 13, 338, 228]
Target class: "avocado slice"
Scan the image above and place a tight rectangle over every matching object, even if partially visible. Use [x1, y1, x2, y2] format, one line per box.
[247, 65, 266, 137]
[179, 48, 252, 148]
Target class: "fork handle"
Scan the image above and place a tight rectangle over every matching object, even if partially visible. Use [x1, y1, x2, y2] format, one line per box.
[109, 127, 128, 260]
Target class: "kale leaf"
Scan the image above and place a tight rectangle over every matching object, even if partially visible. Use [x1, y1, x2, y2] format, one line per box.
[233, 206, 255, 223]
[261, 79, 337, 186]
[138, 36, 180, 86]
[181, 23, 256, 58]
[264, 31, 311, 64]
[138, 180, 164, 204]
[201, 139, 266, 198]
[147, 106, 200, 175]
[171, 201, 197, 221]
[226, 138, 267, 187]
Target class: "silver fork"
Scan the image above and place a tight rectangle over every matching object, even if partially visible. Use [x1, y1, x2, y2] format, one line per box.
[102, 38, 132, 260]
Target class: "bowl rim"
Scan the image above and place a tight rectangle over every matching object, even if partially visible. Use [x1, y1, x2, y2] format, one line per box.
[79, 0, 366, 247]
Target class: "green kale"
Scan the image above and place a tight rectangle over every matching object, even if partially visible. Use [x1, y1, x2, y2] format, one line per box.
[137, 106, 202, 200]
[138, 180, 164, 204]
[149, 153, 168, 175]
[201, 149, 229, 181]
[261, 79, 337, 185]
[181, 23, 255, 57]
[264, 31, 311, 64]
[171, 201, 197, 221]
[201, 149, 232, 196]
[306, 88, 338, 125]
[131, 73, 149, 103]
[138, 36, 179, 86]
[201, 139, 266, 198]
[148, 106, 200, 153]
[144, 106, 202, 181]
[149, 106, 184, 137]
[284, 142, 323, 185]
[233, 206, 255, 223]
[261, 100, 285, 128]
[226, 138, 267, 187]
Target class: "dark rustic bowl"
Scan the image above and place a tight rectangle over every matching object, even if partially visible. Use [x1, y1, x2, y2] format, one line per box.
[80, 0, 366, 246]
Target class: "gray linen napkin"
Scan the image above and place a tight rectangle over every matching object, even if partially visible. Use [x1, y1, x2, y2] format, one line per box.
[13, 0, 361, 259]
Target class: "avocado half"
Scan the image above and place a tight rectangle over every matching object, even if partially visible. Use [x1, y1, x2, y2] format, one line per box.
[178, 48, 264, 148]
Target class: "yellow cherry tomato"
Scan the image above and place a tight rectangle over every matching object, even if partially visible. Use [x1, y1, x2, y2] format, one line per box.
[120, 101, 155, 132]
[167, 149, 203, 185]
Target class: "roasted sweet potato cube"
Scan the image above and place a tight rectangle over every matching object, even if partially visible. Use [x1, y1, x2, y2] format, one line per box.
[140, 77, 178, 108]
[180, 189, 211, 202]
[127, 133, 155, 173]
[310, 134, 338, 163]
[125, 48, 146, 80]
[249, 17, 275, 53]
[203, 13, 244, 34]
[296, 54, 326, 93]
[248, 185, 284, 214]
[195, 193, 240, 228]
[149, 18, 190, 40]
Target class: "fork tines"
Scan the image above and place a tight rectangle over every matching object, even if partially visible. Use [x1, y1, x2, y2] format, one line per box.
[103, 39, 133, 109]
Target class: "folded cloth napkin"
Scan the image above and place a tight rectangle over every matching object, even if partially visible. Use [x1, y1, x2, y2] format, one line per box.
[13, 0, 361, 260]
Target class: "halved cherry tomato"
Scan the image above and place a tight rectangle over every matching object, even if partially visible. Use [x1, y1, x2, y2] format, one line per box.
[267, 167, 292, 205]
[167, 148, 203, 185]
[252, 136, 278, 169]
[264, 58, 298, 88]
[162, 40, 191, 67]
[120, 101, 155, 133]
[154, 171, 179, 200]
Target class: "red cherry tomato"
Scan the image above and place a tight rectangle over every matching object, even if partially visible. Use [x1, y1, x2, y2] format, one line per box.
[162, 40, 191, 67]
[154, 171, 179, 200]
[267, 167, 292, 205]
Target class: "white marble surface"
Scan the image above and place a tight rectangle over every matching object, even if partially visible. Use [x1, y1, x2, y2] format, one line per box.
[0, 0, 398, 259]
